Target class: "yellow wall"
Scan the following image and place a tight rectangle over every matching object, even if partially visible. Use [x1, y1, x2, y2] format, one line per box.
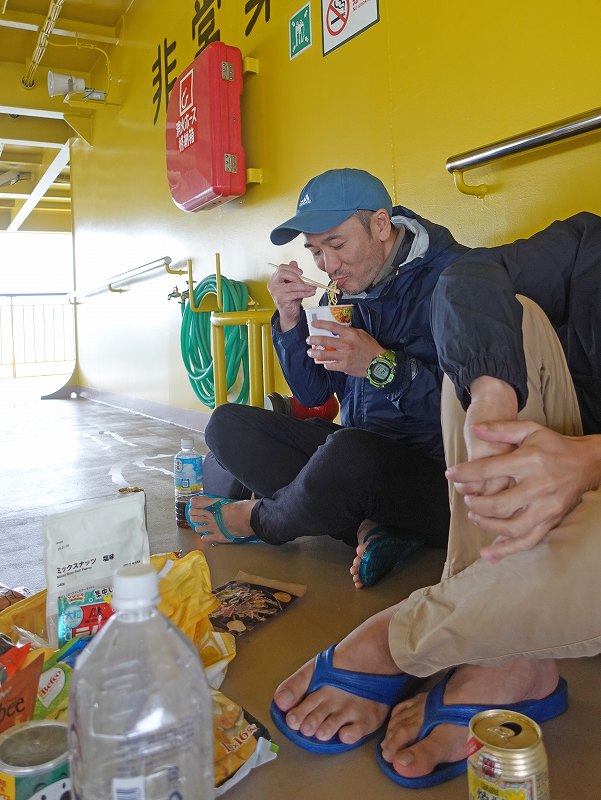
[73, 0, 601, 414]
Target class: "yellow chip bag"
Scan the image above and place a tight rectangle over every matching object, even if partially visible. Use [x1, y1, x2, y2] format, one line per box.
[211, 688, 277, 794]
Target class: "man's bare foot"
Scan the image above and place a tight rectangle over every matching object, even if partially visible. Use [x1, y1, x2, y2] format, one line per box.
[188, 495, 256, 543]
[349, 519, 380, 589]
[380, 659, 560, 782]
[272, 607, 400, 744]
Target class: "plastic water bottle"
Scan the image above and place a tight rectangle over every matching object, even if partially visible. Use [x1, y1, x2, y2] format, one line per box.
[174, 437, 203, 528]
[68, 563, 215, 800]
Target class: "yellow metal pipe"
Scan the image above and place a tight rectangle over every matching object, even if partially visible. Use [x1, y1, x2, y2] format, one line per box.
[215, 253, 223, 311]
[210, 308, 276, 407]
[451, 170, 488, 198]
[211, 324, 228, 407]
[210, 310, 274, 326]
[247, 320, 264, 406]
[262, 323, 275, 395]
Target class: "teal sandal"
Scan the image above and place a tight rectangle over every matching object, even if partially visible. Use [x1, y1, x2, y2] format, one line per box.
[185, 496, 262, 543]
[358, 528, 424, 587]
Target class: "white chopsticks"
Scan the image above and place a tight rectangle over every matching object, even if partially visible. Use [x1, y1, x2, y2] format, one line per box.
[268, 263, 332, 291]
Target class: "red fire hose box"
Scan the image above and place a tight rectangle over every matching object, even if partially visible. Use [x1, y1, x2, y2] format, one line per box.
[166, 42, 246, 211]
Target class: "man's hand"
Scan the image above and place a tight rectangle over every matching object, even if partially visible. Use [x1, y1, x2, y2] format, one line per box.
[459, 376, 519, 498]
[447, 421, 601, 563]
[268, 261, 316, 332]
[306, 319, 384, 377]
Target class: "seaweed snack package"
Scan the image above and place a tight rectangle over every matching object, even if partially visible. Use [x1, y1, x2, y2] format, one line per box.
[212, 688, 277, 796]
[43, 492, 150, 647]
[210, 572, 306, 636]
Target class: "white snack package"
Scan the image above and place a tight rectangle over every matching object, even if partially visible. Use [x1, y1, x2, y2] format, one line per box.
[43, 491, 150, 647]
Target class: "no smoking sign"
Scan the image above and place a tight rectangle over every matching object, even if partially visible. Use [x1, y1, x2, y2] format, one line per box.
[322, 0, 379, 55]
[326, 0, 349, 36]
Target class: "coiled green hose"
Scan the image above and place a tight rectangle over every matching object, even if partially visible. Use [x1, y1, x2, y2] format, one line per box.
[180, 274, 249, 408]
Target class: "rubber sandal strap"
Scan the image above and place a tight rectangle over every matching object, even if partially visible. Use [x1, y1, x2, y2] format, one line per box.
[186, 497, 262, 543]
[308, 645, 423, 707]
[376, 671, 568, 790]
[358, 530, 424, 587]
[419, 670, 569, 739]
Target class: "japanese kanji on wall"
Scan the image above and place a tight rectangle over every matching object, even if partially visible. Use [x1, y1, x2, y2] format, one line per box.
[151, 0, 270, 125]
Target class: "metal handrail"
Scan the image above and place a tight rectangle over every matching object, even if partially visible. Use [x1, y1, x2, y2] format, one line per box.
[68, 256, 181, 300]
[446, 105, 601, 196]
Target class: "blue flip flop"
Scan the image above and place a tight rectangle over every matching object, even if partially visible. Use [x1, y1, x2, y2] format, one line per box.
[270, 644, 425, 754]
[185, 496, 262, 543]
[358, 528, 424, 587]
[376, 668, 569, 789]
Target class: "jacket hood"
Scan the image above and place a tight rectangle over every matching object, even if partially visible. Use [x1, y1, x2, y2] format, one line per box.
[392, 205, 464, 265]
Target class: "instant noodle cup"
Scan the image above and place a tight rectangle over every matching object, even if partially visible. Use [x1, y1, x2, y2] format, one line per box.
[305, 305, 353, 352]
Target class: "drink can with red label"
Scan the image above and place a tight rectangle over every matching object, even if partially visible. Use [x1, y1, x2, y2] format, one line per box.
[467, 709, 550, 799]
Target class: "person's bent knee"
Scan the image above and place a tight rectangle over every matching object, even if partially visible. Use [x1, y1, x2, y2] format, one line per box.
[205, 403, 254, 453]
[321, 427, 382, 469]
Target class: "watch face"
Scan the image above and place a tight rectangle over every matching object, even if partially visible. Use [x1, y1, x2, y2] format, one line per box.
[372, 361, 392, 380]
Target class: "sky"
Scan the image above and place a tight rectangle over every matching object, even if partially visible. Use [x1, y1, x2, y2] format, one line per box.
[0, 232, 74, 295]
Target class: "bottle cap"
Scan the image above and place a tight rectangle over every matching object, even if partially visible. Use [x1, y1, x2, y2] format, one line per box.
[112, 564, 160, 611]
[180, 437, 194, 449]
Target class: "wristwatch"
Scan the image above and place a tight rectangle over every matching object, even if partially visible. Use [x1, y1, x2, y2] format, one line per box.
[366, 349, 396, 388]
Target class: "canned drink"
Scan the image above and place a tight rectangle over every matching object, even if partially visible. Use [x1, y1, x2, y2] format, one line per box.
[0, 720, 71, 800]
[467, 709, 550, 800]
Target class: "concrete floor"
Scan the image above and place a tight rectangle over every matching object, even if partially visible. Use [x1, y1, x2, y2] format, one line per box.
[0, 396, 598, 799]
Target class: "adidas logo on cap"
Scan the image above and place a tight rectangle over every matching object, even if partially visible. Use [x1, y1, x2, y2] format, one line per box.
[298, 192, 311, 208]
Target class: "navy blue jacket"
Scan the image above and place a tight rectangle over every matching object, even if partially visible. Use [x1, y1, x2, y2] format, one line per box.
[271, 206, 468, 461]
[431, 212, 601, 435]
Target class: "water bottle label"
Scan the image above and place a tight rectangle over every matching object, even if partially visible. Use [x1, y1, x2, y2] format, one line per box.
[107, 718, 199, 799]
[112, 776, 145, 799]
[174, 455, 203, 492]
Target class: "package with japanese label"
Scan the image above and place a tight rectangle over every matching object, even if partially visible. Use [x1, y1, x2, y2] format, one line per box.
[212, 687, 278, 795]
[210, 572, 306, 637]
[43, 492, 150, 647]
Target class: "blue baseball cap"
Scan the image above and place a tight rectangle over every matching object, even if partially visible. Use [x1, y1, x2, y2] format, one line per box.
[270, 168, 393, 245]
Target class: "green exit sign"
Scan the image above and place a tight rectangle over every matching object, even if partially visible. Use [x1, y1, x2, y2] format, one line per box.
[290, 4, 312, 60]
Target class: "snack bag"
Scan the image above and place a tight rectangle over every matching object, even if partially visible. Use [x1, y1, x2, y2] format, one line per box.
[34, 637, 91, 721]
[0, 586, 28, 613]
[57, 587, 114, 646]
[0, 654, 44, 734]
[212, 688, 278, 795]
[43, 491, 150, 647]
[153, 551, 236, 687]
[0, 643, 31, 684]
[210, 572, 306, 636]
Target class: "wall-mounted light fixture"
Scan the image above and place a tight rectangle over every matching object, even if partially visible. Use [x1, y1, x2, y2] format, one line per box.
[47, 71, 106, 102]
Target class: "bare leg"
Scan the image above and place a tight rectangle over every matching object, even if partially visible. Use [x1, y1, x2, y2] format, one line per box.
[380, 659, 559, 780]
